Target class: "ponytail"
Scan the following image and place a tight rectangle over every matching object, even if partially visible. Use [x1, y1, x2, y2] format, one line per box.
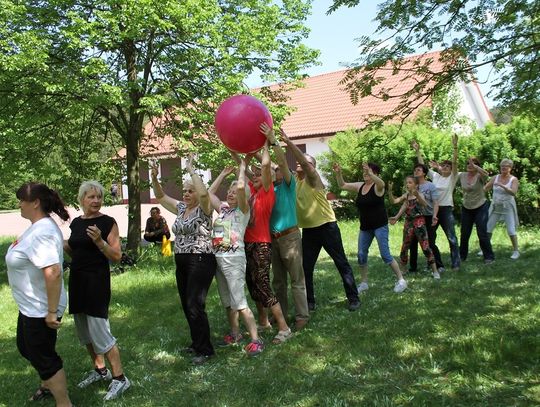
[16, 182, 70, 221]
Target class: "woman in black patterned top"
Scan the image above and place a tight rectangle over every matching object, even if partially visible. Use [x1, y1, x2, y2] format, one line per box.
[150, 155, 216, 365]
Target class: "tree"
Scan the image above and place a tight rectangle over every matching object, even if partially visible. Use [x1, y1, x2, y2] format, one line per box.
[0, 0, 318, 254]
[328, 0, 540, 121]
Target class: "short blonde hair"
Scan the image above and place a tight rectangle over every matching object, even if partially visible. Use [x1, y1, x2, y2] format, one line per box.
[500, 158, 513, 168]
[229, 180, 250, 199]
[78, 181, 104, 205]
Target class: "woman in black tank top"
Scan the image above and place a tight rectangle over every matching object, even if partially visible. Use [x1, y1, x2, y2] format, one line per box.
[334, 162, 407, 294]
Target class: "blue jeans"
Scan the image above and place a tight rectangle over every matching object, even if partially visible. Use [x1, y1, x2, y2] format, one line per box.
[302, 221, 359, 305]
[434, 206, 460, 268]
[460, 201, 494, 261]
[357, 224, 394, 265]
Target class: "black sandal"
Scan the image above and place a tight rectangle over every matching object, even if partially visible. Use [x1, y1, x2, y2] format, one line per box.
[29, 387, 52, 401]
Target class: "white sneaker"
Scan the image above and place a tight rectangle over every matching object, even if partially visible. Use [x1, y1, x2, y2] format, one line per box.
[476, 250, 483, 257]
[394, 279, 407, 293]
[510, 251, 520, 260]
[77, 369, 112, 388]
[357, 282, 369, 292]
[432, 271, 441, 280]
[104, 377, 131, 401]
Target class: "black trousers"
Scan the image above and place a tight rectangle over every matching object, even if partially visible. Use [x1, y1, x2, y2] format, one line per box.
[175, 253, 216, 356]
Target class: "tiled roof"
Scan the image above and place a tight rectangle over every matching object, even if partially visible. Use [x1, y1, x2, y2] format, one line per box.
[279, 50, 446, 139]
[116, 117, 178, 159]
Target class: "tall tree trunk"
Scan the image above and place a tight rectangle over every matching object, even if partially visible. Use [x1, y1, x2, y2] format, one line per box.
[125, 125, 141, 258]
[124, 37, 143, 258]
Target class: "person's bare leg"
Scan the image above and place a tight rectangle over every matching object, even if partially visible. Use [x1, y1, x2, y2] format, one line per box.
[269, 303, 289, 332]
[256, 302, 270, 327]
[226, 307, 240, 336]
[238, 307, 259, 341]
[510, 235, 519, 252]
[389, 259, 404, 280]
[86, 344, 106, 369]
[44, 369, 72, 407]
[104, 345, 124, 377]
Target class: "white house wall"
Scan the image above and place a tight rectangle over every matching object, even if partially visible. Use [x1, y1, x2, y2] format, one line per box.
[458, 80, 491, 128]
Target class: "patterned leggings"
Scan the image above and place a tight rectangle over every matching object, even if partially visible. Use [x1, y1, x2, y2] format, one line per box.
[400, 216, 435, 266]
[245, 242, 279, 308]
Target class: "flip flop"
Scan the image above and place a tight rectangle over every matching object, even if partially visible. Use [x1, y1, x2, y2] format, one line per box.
[30, 387, 52, 401]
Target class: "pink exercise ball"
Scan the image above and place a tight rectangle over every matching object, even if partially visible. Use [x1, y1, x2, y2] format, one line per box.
[215, 95, 273, 153]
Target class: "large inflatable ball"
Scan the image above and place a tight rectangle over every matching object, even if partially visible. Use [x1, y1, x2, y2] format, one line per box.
[215, 95, 273, 153]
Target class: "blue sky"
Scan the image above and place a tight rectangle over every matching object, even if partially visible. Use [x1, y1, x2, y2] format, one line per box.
[249, 0, 495, 108]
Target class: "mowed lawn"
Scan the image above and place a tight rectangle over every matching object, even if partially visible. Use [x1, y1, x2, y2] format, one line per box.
[0, 220, 539, 407]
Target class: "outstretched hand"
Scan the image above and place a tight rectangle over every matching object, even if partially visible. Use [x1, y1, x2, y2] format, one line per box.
[279, 128, 291, 144]
[411, 140, 419, 151]
[332, 163, 341, 173]
[362, 163, 373, 176]
[184, 152, 196, 175]
[260, 123, 276, 143]
[149, 159, 159, 178]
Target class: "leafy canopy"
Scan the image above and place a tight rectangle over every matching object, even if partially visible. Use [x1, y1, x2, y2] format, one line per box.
[328, 0, 540, 119]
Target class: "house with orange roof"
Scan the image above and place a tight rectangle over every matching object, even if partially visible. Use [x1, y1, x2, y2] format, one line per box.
[117, 51, 492, 203]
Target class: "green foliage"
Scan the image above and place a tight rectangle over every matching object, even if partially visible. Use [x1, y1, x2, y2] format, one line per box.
[0, 0, 319, 251]
[321, 116, 540, 224]
[329, 0, 540, 120]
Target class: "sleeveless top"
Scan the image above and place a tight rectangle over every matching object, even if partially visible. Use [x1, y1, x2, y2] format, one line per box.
[405, 197, 424, 221]
[492, 175, 515, 204]
[172, 202, 213, 254]
[68, 214, 116, 318]
[354, 183, 388, 231]
[296, 177, 336, 228]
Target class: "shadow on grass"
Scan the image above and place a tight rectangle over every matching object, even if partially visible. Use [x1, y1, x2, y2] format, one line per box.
[0, 239, 539, 406]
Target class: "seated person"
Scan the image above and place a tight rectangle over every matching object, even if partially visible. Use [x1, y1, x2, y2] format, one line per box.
[143, 207, 171, 243]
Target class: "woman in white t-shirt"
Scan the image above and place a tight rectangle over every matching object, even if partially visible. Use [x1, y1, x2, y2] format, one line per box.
[208, 159, 264, 357]
[5, 182, 73, 407]
[413, 135, 461, 271]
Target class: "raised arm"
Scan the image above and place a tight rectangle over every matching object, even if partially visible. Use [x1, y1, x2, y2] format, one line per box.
[451, 133, 459, 177]
[411, 140, 425, 165]
[333, 163, 362, 193]
[469, 158, 489, 178]
[185, 154, 213, 216]
[237, 158, 249, 214]
[280, 129, 321, 189]
[260, 123, 292, 185]
[261, 142, 272, 191]
[150, 161, 179, 215]
[363, 163, 385, 195]
[208, 166, 235, 211]
[388, 181, 406, 205]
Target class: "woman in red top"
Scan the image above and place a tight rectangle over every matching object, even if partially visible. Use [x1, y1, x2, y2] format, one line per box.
[243, 143, 292, 344]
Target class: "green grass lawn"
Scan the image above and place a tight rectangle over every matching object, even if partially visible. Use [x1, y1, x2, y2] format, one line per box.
[1, 221, 539, 407]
